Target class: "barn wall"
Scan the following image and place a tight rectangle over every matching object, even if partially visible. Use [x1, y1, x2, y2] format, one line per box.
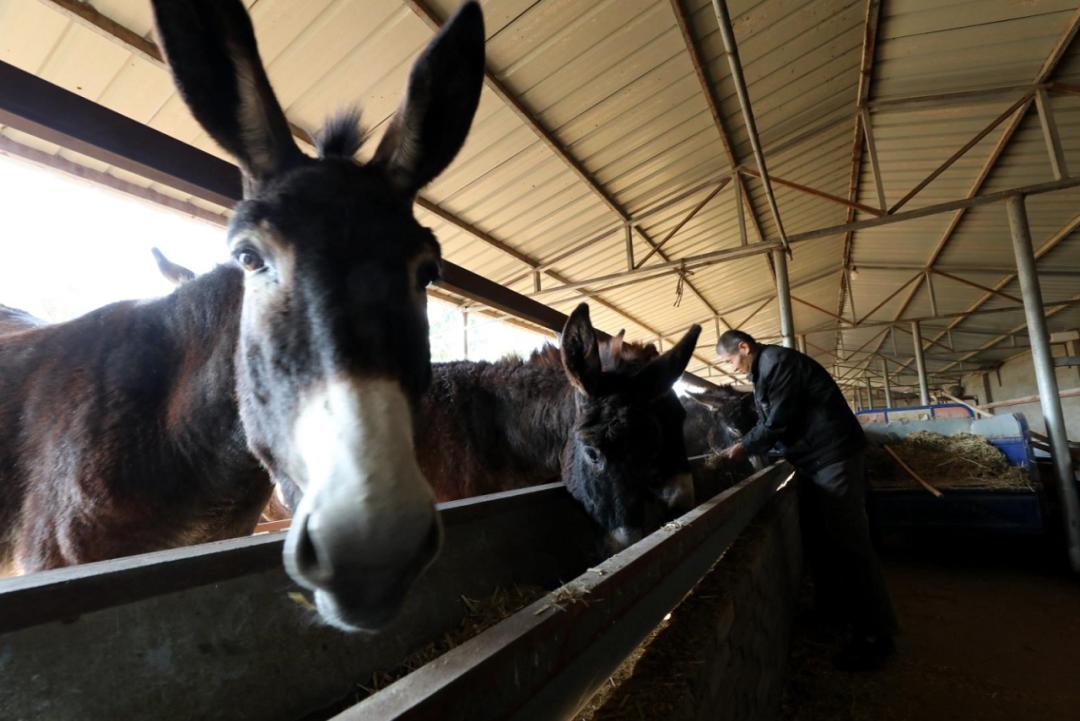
[960, 343, 1080, 440]
[591, 485, 801, 721]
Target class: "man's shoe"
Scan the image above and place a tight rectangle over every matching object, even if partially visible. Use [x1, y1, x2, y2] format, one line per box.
[832, 634, 895, 671]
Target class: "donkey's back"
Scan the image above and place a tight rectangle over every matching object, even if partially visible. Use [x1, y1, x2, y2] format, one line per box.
[0, 267, 269, 575]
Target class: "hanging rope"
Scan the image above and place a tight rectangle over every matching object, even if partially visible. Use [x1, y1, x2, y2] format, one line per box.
[673, 261, 695, 307]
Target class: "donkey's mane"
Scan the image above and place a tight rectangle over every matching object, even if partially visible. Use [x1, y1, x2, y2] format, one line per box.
[316, 109, 367, 159]
[523, 338, 660, 374]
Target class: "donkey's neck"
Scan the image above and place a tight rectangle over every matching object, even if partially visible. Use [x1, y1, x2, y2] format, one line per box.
[156, 264, 251, 464]
[418, 357, 577, 499]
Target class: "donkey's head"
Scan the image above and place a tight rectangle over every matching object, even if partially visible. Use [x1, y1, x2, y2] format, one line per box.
[559, 305, 701, 552]
[685, 385, 758, 444]
[152, 0, 485, 630]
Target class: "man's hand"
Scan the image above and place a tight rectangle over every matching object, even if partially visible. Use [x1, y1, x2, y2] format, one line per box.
[722, 443, 746, 462]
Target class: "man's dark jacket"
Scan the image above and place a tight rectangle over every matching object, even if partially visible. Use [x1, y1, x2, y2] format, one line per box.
[739, 344, 865, 472]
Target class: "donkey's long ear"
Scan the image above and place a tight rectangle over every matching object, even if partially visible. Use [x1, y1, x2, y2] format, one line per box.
[151, 247, 196, 286]
[561, 304, 604, 396]
[634, 325, 702, 400]
[373, 1, 485, 198]
[151, 0, 302, 192]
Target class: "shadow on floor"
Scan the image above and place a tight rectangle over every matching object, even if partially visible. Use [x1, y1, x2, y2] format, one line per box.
[781, 533, 1080, 721]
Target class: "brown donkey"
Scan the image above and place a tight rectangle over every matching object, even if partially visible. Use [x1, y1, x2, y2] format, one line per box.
[272, 305, 702, 553]
[0, 0, 486, 631]
[414, 304, 702, 551]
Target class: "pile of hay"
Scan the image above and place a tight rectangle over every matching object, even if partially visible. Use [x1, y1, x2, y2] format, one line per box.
[361, 584, 547, 695]
[866, 431, 1031, 490]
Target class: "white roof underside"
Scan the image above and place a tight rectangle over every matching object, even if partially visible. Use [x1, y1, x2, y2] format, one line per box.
[2, 0, 1079, 391]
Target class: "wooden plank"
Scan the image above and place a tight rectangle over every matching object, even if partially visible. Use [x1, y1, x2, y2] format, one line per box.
[334, 463, 791, 721]
[883, 445, 944, 498]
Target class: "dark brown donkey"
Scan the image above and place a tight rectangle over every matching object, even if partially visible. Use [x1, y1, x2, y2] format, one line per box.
[415, 304, 702, 550]
[0, 0, 486, 632]
[274, 304, 702, 551]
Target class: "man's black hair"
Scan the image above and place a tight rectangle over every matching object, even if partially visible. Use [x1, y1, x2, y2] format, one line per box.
[716, 329, 758, 355]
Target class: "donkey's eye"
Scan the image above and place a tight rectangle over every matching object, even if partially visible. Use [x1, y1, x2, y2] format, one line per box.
[583, 445, 604, 467]
[416, 260, 441, 291]
[234, 248, 265, 273]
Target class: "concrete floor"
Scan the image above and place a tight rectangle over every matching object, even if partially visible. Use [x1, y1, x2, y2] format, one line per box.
[782, 535, 1080, 721]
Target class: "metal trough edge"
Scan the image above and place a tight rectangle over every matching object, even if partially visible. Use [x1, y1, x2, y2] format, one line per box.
[0, 482, 566, 635]
[336, 462, 793, 721]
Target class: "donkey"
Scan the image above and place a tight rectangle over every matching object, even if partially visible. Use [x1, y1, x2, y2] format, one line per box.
[681, 385, 762, 499]
[414, 304, 701, 550]
[0, 0, 486, 631]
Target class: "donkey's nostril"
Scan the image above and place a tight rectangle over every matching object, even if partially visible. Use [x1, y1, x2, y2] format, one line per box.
[292, 516, 333, 586]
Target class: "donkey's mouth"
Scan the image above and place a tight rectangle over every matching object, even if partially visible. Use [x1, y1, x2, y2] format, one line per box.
[301, 518, 442, 632]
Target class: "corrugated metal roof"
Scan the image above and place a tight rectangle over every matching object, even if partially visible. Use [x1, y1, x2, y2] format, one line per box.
[2, 0, 1080, 385]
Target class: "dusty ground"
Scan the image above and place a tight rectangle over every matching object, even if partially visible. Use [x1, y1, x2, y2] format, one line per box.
[782, 535, 1080, 721]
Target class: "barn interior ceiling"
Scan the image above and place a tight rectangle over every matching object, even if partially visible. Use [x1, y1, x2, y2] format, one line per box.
[2, 0, 1080, 394]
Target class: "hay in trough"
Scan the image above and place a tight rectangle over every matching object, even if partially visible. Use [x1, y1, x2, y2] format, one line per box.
[866, 431, 1031, 491]
[701, 452, 749, 488]
[360, 584, 547, 696]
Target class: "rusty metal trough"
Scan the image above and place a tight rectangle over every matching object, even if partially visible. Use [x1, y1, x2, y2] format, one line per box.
[0, 463, 791, 721]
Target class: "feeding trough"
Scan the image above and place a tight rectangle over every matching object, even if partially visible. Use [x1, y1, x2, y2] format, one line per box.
[862, 413, 1044, 533]
[0, 464, 792, 721]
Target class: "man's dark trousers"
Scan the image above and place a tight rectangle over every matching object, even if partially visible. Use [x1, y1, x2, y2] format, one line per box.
[797, 451, 897, 638]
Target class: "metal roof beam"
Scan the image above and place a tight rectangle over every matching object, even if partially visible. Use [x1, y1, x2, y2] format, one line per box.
[865, 8, 1080, 366]
[834, 0, 882, 357]
[709, 0, 788, 249]
[739, 168, 884, 217]
[787, 176, 1080, 245]
[796, 297, 1080, 335]
[937, 293, 1080, 373]
[669, 0, 775, 320]
[887, 93, 1033, 214]
[406, 1, 724, 323]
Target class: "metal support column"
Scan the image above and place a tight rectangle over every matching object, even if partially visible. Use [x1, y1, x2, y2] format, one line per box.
[773, 248, 795, 348]
[882, 358, 893, 408]
[797, 334, 807, 354]
[462, 311, 469, 360]
[854, 386, 863, 410]
[865, 376, 874, 409]
[1006, 194, 1080, 572]
[911, 320, 931, 406]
